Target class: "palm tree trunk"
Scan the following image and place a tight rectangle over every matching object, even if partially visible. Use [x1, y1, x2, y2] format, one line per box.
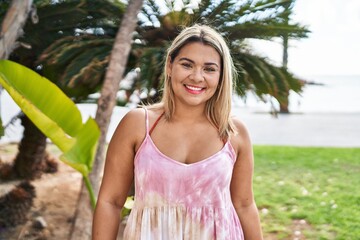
[279, 95, 290, 113]
[0, 0, 33, 131]
[280, 34, 290, 113]
[92, 0, 144, 195]
[69, 0, 144, 239]
[280, 2, 291, 114]
[282, 34, 288, 68]
[14, 115, 47, 179]
[0, 0, 33, 59]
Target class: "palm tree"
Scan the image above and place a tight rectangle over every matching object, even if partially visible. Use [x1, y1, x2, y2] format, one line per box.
[280, 1, 291, 113]
[70, 1, 144, 239]
[0, 0, 125, 179]
[135, 0, 309, 107]
[0, 0, 33, 59]
[0, 0, 33, 138]
[38, 0, 309, 109]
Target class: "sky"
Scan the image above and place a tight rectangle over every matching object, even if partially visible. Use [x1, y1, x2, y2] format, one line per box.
[248, 0, 360, 77]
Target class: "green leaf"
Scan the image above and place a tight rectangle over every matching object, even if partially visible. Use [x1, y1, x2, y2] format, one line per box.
[0, 60, 82, 140]
[60, 118, 99, 176]
[0, 60, 100, 177]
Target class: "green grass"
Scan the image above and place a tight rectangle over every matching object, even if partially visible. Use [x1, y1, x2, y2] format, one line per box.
[253, 146, 360, 240]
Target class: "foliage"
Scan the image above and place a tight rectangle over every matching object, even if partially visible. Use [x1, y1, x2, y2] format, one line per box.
[1, 0, 310, 107]
[135, 0, 309, 104]
[253, 145, 360, 239]
[0, 0, 126, 101]
[0, 60, 100, 208]
[9, 0, 310, 107]
[0, 0, 124, 146]
[38, 35, 114, 99]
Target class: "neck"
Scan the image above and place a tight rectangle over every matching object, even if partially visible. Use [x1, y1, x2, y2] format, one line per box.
[172, 103, 207, 123]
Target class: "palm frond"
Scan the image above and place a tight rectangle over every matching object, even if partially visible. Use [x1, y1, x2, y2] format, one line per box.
[9, 0, 124, 69]
[225, 22, 309, 40]
[138, 47, 167, 91]
[280, 67, 303, 93]
[236, 54, 272, 97]
[38, 35, 114, 100]
[265, 63, 290, 103]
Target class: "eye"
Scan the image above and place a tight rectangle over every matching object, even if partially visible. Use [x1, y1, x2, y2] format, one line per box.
[181, 62, 192, 68]
[204, 67, 217, 72]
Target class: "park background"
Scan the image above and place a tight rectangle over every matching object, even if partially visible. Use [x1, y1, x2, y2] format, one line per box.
[1, 0, 359, 239]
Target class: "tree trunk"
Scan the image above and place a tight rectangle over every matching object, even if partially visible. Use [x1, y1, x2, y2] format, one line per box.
[282, 34, 288, 69]
[0, 0, 33, 132]
[92, 0, 143, 200]
[279, 95, 290, 113]
[69, 0, 144, 239]
[280, 33, 290, 113]
[0, 0, 33, 59]
[14, 115, 47, 179]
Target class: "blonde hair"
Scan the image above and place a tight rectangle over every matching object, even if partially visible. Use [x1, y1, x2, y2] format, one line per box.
[151, 24, 236, 140]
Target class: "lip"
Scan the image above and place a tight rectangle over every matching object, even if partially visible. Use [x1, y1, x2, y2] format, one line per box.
[184, 84, 205, 94]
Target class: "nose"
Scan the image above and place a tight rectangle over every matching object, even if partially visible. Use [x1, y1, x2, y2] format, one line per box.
[189, 68, 204, 82]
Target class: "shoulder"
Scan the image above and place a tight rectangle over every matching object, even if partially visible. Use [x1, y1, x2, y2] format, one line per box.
[111, 108, 146, 143]
[144, 104, 165, 126]
[231, 117, 249, 136]
[229, 117, 252, 155]
[231, 117, 251, 141]
[120, 107, 146, 128]
[114, 106, 164, 138]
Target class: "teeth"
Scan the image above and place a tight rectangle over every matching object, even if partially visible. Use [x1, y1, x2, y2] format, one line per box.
[186, 85, 203, 91]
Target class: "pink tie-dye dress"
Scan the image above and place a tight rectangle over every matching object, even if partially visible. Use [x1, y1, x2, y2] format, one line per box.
[123, 109, 244, 239]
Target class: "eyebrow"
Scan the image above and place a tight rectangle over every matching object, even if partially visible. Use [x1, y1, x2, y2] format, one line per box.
[178, 57, 220, 68]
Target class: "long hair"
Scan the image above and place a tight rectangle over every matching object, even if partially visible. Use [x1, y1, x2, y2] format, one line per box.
[152, 24, 236, 140]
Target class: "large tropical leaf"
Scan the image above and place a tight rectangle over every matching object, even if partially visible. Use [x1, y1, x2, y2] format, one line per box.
[0, 60, 100, 177]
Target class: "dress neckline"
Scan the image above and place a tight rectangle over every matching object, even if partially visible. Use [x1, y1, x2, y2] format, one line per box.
[141, 107, 236, 167]
[146, 134, 231, 167]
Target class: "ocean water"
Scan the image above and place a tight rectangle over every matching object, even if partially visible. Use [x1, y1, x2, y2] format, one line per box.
[1, 75, 360, 145]
[234, 75, 360, 113]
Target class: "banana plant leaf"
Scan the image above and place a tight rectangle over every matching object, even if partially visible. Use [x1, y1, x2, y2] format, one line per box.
[0, 60, 100, 207]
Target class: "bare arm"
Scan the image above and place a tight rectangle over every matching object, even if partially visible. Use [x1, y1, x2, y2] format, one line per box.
[230, 118, 263, 240]
[92, 109, 145, 239]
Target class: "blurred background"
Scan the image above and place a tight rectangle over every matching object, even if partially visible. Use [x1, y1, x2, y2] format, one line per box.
[2, 0, 360, 146]
[1, 1, 359, 239]
[244, 0, 360, 113]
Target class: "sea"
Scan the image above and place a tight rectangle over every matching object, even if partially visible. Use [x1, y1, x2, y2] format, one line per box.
[1, 75, 360, 146]
[233, 75, 360, 114]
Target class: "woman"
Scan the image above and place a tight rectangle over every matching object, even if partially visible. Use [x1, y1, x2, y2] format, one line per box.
[92, 24, 263, 239]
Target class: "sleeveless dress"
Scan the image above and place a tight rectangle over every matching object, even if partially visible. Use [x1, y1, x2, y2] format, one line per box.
[123, 109, 244, 240]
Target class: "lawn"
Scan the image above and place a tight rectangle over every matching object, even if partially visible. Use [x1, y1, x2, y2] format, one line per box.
[253, 146, 360, 240]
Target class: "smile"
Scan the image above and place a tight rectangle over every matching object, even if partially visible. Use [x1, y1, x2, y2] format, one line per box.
[184, 84, 205, 94]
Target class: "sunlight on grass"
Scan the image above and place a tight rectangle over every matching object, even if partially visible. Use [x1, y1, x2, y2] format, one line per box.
[253, 146, 360, 239]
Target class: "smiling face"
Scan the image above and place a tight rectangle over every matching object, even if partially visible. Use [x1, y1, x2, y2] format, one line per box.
[167, 42, 222, 108]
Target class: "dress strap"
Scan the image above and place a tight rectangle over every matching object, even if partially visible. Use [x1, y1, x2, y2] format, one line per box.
[143, 107, 149, 134]
[149, 112, 165, 135]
